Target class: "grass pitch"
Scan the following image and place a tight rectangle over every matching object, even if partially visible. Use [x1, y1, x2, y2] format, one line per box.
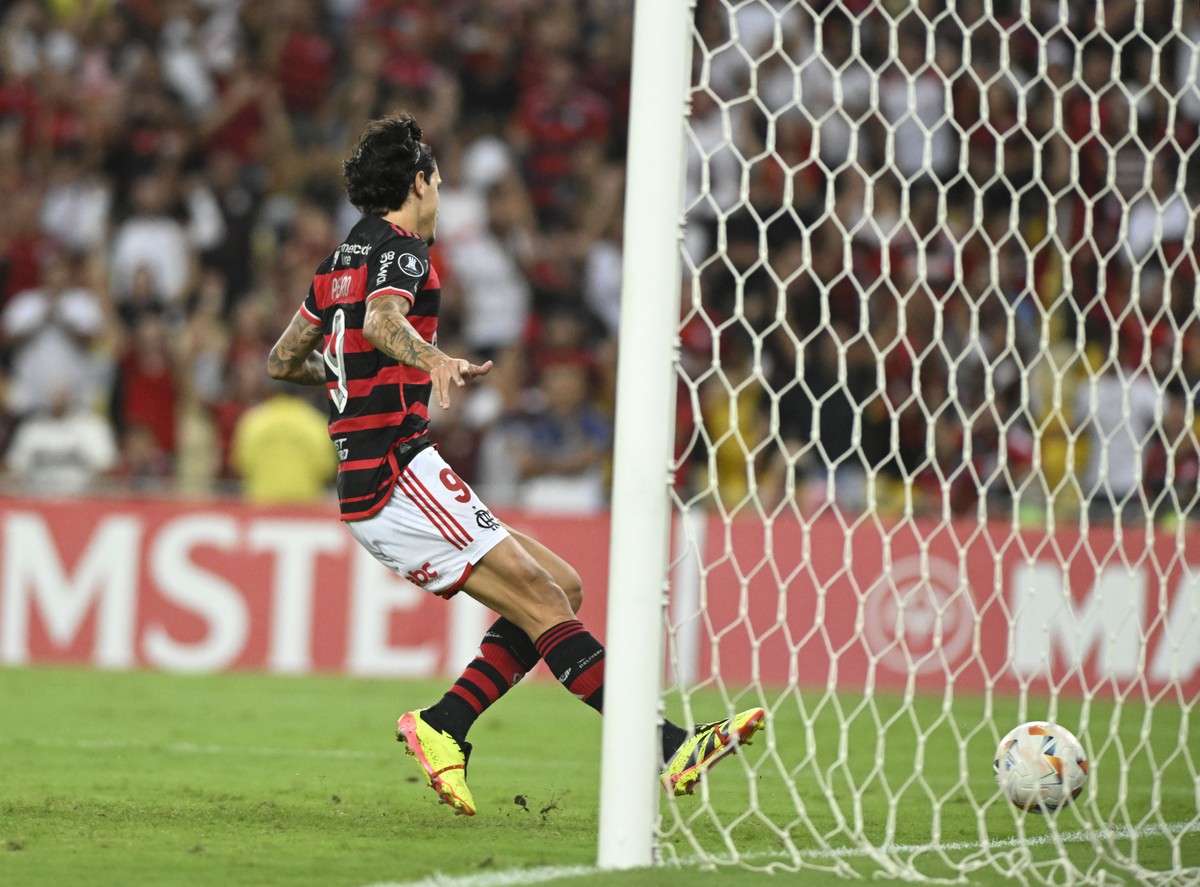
[0, 666, 1196, 887]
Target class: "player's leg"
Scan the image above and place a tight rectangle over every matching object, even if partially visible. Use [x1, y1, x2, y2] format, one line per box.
[461, 534, 765, 791]
[460, 536, 575, 634]
[461, 537, 606, 710]
[345, 447, 516, 816]
[363, 450, 616, 812]
[418, 526, 583, 746]
[356, 447, 764, 808]
[417, 614, 539, 747]
[505, 526, 584, 612]
[422, 527, 722, 774]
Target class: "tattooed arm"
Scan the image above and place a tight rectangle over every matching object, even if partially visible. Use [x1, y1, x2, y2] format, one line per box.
[363, 293, 492, 408]
[363, 293, 449, 371]
[267, 311, 326, 385]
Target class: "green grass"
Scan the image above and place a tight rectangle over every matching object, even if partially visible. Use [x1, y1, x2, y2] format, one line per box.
[661, 684, 1200, 882]
[0, 666, 1196, 887]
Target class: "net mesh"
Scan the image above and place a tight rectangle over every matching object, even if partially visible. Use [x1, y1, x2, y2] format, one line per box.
[660, 0, 1200, 881]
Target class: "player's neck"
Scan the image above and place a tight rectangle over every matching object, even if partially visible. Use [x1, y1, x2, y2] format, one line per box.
[381, 207, 421, 240]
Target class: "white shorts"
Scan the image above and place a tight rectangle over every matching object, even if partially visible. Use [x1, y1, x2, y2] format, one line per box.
[345, 446, 509, 597]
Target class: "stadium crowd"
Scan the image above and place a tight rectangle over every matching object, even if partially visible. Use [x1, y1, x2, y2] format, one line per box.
[681, 0, 1200, 524]
[0, 0, 1196, 525]
[0, 0, 625, 509]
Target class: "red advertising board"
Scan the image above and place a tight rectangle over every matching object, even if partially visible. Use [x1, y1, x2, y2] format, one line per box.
[673, 512, 1200, 699]
[0, 498, 607, 677]
[1, 497, 1197, 700]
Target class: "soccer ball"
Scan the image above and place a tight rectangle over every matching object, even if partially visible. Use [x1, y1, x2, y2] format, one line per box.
[993, 721, 1089, 813]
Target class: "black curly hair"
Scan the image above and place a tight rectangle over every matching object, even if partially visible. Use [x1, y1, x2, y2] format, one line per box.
[343, 113, 436, 216]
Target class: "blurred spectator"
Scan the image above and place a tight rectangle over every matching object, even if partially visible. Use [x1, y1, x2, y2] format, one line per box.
[1143, 382, 1199, 523]
[109, 168, 221, 310]
[4, 385, 117, 495]
[199, 43, 288, 164]
[526, 303, 595, 376]
[171, 272, 234, 493]
[683, 86, 749, 261]
[789, 321, 885, 513]
[268, 0, 335, 132]
[116, 423, 173, 489]
[792, 10, 872, 175]
[1176, 4, 1200, 133]
[1073, 347, 1164, 523]
[318, 30, 386, 144]
[440, 174, 534, 361]
[202, 149, 264, 308]
[158, 1, 218, 120]
[427, 359, 487, 488]
[878, 26, 957, 182]
[454, 9, 522, 129]
[1, 247, 108, 417]
[509, 50, 611, 227]
[582, 215, 622, 339]
[39, 143, 112, 254]
[697, 328, 770, 510]
[230, 380, 336, 504]
[0, 166, 60, 305]
[555, 137, 624, 248]
[467, 342, 533, 507]
[508, 360, 611, 514]
[1123, 161, 1193, 270]
[212, 352, 271, 480]
[111, 309, 179, 473]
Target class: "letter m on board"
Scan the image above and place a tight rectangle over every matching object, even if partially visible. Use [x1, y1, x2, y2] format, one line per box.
[1, 512, 141, 667]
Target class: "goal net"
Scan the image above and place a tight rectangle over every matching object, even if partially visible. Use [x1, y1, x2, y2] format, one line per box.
[628, 0, 1200, 882]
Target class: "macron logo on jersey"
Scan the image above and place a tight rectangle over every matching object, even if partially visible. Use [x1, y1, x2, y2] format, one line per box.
[335, 242, 371, 265]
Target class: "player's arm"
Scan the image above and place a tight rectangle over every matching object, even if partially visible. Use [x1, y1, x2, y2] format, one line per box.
[363, 293, 492, 409]
[267, 310, 326, 385]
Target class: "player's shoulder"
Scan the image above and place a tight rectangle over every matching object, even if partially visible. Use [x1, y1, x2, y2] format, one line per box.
[380, 224, 428, 266]
[317, 216, 422, 273]
[352, 215, 425, 253]
[367, 221, 430, 282]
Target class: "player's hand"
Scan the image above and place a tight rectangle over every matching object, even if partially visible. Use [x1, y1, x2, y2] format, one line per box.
[431, 357, 493, 409]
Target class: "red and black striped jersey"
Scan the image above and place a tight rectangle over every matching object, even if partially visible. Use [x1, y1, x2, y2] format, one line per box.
[299, 214, 440, 521]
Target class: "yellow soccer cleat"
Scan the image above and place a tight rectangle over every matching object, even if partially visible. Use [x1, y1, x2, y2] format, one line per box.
[396, 710, 476, 816]
[662, 707, 766, 796]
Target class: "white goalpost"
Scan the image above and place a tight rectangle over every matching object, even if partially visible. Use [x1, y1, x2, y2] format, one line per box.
[596, 0, 693, 868]
[601, 0, 1200, 882]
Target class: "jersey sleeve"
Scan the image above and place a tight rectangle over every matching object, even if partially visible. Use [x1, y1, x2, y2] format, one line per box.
[300, 282, 320, 324]
[366, 236, 430, 304]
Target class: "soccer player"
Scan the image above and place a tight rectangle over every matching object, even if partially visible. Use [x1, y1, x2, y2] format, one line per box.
[267, 113, 764, 815]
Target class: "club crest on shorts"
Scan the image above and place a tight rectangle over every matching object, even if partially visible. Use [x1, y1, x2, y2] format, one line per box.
[474, 508, 500, 531]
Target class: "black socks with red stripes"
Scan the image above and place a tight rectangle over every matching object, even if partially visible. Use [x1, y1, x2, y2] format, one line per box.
[422, 616, 685, 764]
[535, 619, 605, 712]
[422, 617, 540, 744]
[533, 620, 689, 763]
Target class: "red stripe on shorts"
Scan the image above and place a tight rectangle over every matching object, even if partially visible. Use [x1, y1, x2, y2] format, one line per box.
[397, 471, 470, 549]
[397, 475, 466, 550]
[405, 468, 474, 545]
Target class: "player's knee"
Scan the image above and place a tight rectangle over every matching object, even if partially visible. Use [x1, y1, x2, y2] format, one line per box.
[526, 569, 572, 616]
[560, 565, 583, 614]
[500, 556, 567, 611]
